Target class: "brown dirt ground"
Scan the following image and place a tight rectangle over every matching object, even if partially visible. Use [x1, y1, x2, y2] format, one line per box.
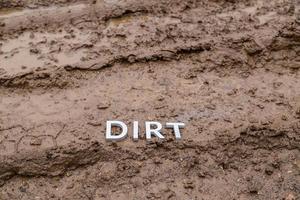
[0, 0, 300, 199]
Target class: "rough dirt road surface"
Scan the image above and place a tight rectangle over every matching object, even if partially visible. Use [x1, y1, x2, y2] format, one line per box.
[0, 0, 300, 199]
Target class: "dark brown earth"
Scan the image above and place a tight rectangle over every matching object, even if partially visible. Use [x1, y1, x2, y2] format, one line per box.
[0, 0, 300, 199]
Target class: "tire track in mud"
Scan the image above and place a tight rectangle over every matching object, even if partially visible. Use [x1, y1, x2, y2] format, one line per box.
[0, 25, 299, 89]
[0, 0, 299, 89]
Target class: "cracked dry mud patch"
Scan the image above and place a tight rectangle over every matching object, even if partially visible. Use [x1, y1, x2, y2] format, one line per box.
[0, 0, 300, 199]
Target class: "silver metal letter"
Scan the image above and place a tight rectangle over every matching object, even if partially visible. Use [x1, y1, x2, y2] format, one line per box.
[106, 121, 128, 141]
[166, 122, 185, 139]
[133, 121, 139, 141]
[145, 121, 164, 140]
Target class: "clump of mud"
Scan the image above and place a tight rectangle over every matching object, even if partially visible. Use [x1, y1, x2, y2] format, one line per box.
[0, 0, 299, 199]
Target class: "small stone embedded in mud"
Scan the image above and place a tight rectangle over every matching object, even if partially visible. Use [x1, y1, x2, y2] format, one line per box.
[248, 117, 259, 124]
[285, 193, 296, 200]
[66, 183, 74, 189]
[24, 3, 39, 9]
[97, 102, 111, 109]
[30, 138, 43, 146]
[243, 40, 263, 55]
[87, 121, 102, 126]
[205, 103, 216, 110]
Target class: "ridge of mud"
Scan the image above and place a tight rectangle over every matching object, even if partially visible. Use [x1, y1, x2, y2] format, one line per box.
[0, 41, 211, 89]
[0, 0, 295, 34]
[0, 141, 108, 184]
[1, 25, 299, 89]
[0, 123, 299, 186]
[0, 0, 198, 34]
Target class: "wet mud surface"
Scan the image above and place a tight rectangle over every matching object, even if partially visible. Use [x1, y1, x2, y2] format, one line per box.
[0, 0, 300, 199]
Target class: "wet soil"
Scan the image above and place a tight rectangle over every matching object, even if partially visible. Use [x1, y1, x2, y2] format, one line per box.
[0, 0, 300, 199]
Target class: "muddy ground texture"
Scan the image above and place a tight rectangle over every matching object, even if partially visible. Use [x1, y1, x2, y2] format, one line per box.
[0, 0, 300, 199]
